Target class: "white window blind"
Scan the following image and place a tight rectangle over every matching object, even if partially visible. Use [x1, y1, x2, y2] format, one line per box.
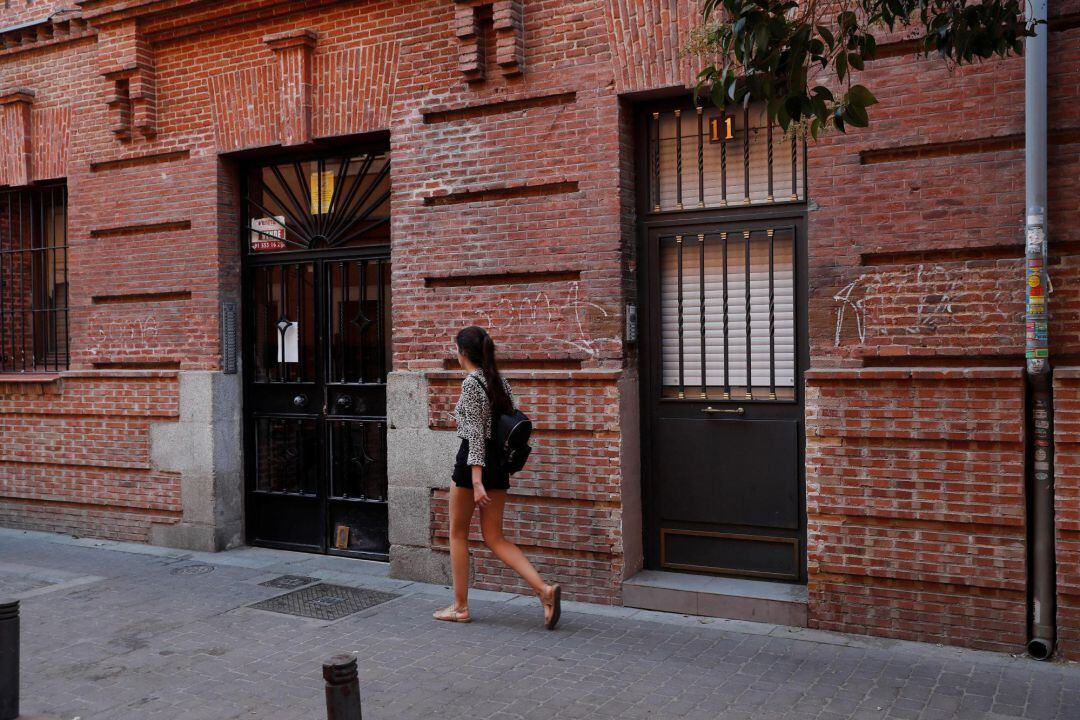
[652, 105, 805, 212]
[660, 229, 796, 400]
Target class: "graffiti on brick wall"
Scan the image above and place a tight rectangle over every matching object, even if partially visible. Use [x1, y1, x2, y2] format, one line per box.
[479, 282, 619, 359]
[88, 316, 161, 356]
[833, 263, 1018, 347]
[833, 276, 867, 346]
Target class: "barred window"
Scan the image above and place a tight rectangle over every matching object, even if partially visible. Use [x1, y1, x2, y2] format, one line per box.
[649, 104, 806, 212]
[0, 184, 69, 373]
[660, 228, 797, 402]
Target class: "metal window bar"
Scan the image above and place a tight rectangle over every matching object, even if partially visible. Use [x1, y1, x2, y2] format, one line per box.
[296, 262, 304, 381]
[743, 229, 752, 399]
[768, 228, 776, 400]
[0, 185, 69, 373]
[676, 235, 685, 399]
[358, 259, 368, 383]
[720, 123, 728, 207]
[339, 261, 348, 382]
[674, 109, 683, 210]
[699, 233, 706, 399]
[791, 132, 799, 201]
[722, 231, 730, 399]
[697, 107, 705, 208]
[376, 258, 386, 382]
[767, 122, 774, 202]
[742, 106, 751, 205]
[652, 112, 661, 212]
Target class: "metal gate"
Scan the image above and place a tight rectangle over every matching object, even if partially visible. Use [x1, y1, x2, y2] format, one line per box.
[639, 103, 808, 581]
[241, 147, 392, 559]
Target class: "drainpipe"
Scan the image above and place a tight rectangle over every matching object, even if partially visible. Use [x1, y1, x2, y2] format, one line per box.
[1024, 0, 1054, 661]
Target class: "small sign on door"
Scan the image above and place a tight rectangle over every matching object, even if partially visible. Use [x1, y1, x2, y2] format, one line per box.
[277, 321, 299, 363]
[250, 216, 286, 252]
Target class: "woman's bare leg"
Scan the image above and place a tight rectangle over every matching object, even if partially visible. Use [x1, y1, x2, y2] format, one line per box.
[479, 490, 547, 595]
[449, 486, 476, 609]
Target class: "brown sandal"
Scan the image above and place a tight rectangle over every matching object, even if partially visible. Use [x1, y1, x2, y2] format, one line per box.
[433, 605, 471, 623]
[540, 584, 561, 630]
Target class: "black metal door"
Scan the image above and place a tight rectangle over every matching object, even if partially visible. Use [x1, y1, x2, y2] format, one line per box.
[641, 217, 808, 581]
[638, 102, 808, 581]
[241, 148, 392, 560]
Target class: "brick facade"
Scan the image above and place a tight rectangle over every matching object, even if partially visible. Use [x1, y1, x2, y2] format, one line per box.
[0, 0, 1077, 654]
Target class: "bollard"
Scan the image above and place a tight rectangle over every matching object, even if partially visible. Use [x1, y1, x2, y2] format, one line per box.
[322, 654, 361, 720]
[0, 600, 17, 720]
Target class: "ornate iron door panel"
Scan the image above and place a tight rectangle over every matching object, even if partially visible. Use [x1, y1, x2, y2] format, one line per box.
[242, 149, 391, 560]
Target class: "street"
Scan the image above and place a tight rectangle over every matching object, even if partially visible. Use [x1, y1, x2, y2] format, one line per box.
[1, 528, 1077, 720]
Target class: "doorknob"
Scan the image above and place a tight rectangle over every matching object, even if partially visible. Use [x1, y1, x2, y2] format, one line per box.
[292, 394, 308, 408]
[702, 406, 744, 415]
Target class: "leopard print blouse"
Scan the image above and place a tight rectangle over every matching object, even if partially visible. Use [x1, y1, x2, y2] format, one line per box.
[453, 369, 515, 468]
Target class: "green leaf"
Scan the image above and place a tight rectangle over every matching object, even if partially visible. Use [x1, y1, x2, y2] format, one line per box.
[848, 52, 864, 71]
[817, 25, 835, 48]
[847, 84, 878, 107]
[844, 103, 870, 127]
[835, 51, 848, 82]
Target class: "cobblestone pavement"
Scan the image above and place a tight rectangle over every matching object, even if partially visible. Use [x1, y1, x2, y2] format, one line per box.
[1, 529, 1078, 720]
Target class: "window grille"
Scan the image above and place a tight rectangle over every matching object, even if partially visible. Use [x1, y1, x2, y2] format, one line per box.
[0, 184, 69, 373]
[660, 228, 796, 401]
[650, 105, 806, 212]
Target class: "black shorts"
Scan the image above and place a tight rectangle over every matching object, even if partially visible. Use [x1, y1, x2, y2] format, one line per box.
[451, 439, 510, 490]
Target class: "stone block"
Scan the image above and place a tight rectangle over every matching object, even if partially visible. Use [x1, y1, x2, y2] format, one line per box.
[389, 544, 452, 586]
[388, 485, 432, 547]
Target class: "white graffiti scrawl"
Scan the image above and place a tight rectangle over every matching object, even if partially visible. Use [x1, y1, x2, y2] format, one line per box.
[833, 276, 867, 346]
[481, 282, 619, 359]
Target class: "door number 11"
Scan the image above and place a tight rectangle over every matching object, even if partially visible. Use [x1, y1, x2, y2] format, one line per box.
[708, 116, 735, 143]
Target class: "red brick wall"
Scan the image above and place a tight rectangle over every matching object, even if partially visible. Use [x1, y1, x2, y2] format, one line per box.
[1054, 368, 1080, 660]
[0, 372, 181, 542]
[803, 12, 1080, 652]
[805, 369, 1027, 652]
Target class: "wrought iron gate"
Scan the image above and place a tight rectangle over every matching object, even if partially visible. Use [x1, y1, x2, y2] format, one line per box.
[242, 147, 391, 559]
[639, 103, 808, 581]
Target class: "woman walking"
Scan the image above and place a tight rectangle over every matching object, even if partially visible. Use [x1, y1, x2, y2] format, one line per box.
[433, 326, 562, 629]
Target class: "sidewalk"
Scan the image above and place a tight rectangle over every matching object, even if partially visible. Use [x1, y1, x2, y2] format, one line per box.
[1, 527, 1076, 720]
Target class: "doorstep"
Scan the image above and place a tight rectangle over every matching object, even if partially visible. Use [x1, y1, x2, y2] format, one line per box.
[622, 570, 808, 627]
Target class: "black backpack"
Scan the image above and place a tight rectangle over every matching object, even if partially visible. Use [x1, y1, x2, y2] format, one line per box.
[476, 376, 533, 475]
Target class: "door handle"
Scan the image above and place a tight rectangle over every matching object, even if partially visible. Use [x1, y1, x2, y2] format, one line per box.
[702, 406, 744, 415]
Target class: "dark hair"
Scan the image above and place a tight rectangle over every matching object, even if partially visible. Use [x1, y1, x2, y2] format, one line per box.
[455, 326, 511, 416]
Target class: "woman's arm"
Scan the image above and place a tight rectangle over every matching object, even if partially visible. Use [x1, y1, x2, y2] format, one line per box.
[460, 377, 488, 468]
[460, 377, 491, 506]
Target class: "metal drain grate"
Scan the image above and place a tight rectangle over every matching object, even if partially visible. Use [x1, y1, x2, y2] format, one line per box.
[249, 583, 399, 621]
[170, 564, 215, 576]
[259, 575, 318, 590]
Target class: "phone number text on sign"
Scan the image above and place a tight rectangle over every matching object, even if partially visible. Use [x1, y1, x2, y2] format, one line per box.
[250, 216, 286, 251]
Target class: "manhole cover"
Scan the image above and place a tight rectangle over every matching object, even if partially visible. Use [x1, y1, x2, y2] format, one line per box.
[248, 583, 398, 621]
[170, 564, 215, 576]
[259, 575, 317, 590]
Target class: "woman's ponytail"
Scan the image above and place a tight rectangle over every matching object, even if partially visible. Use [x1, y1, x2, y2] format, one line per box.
[455, 326, 512, 415]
